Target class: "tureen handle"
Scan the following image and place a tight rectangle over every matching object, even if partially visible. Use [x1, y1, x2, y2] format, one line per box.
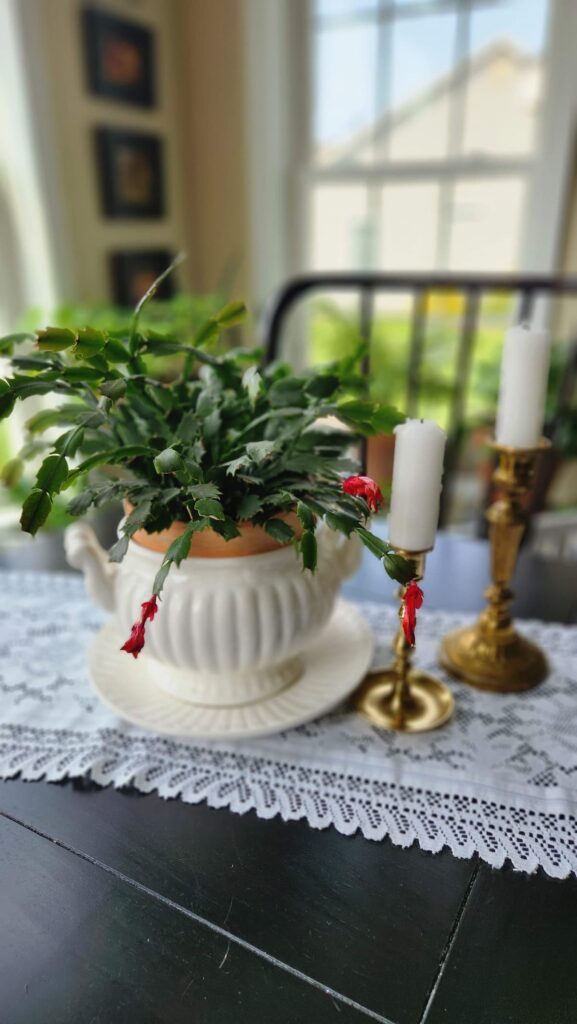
[64, 522, 118, 612]
[316, 522, 362, 581]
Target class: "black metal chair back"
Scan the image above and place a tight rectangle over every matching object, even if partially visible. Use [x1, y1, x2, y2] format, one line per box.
[262, 273, 577, 526]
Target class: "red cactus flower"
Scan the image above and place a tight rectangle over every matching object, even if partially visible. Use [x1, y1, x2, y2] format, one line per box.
[402, 580, 424, 647]
[342, 475, 384, 513]
[121, 595, 159, 659]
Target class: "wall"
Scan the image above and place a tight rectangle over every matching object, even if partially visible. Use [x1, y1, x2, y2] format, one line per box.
[16, 0, 191, 304]
[15, 0, 254, 308]
[174, 0, 250, 301]
[0, 0, 62, 328]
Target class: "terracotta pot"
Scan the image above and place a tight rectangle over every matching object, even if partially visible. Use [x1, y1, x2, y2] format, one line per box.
[123, 500, 302, 557]
[366, 434, 395, 492]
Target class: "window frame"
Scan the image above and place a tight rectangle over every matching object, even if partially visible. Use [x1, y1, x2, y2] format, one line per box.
[244, 0, 577, 301]
[305, 0, 551, 274]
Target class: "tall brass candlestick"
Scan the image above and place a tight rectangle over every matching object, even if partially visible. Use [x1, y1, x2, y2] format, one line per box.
[440, 439, 550, 692]
[355, 550, 454, 733]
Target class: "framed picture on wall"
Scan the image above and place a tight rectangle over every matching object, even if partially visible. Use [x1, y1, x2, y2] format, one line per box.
[110, 250, 176, 307]
[82, 7, 155, 108]
[95, 128, 165, 218]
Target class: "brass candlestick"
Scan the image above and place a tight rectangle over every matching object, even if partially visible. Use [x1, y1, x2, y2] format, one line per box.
[355, 550, 454, 733]
[440, 439, 550, 692]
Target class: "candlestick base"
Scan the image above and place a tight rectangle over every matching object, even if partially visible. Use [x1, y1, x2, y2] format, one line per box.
[353, 547, 454, 733]
[439, 439, 550, 694]
[355, 668, 454, 733]
[440, 620, 548, 693]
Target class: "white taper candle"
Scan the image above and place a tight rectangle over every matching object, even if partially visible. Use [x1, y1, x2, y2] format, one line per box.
[495, 324, 551, 448]
[388, 419, 446, 552]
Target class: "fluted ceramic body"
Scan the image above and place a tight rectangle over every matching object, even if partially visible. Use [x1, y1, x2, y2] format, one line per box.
[65, 521, 361, 706]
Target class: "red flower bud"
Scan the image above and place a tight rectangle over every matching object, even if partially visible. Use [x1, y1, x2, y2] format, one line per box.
[342, 475, 384, 513]
[121, 595, 159, 659]
[402, 580, 423, 647]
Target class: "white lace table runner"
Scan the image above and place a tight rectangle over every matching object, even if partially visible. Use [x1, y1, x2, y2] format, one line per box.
[1, 571, 576, 878]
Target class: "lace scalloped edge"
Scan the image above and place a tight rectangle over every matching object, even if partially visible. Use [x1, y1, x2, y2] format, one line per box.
[1, 732, 576, 880]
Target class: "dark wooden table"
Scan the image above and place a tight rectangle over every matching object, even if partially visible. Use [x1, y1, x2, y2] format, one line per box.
[1, 529, 576, 1024]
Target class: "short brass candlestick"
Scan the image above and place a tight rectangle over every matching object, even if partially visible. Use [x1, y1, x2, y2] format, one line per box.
[440, 439, 551, 692]
[355, 550, 455, 733]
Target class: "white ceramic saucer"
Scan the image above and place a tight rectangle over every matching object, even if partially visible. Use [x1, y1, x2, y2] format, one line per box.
[89, 599, 374, 740]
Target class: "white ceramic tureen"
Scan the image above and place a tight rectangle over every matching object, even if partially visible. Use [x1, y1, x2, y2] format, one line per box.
[65, 521, 361, 708]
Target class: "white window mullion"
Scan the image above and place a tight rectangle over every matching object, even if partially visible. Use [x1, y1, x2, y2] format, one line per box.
[437, 0, 470, 270]
[306, 156, 533, 184]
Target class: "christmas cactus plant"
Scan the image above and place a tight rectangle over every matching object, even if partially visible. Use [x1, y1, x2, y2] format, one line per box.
[0, 265, 414, 656]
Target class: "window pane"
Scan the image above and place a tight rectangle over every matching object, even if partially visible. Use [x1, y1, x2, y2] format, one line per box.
[463, 0, 550, 156]
[370, 294, 414, 408]
[309, 184, 371, 270]
[448, 177, 526, 272]
[468, 292, 518, 424]
[313, 22, 378, 162]
[471, 0, 549, 57]
[386, 11, 456, 161]
[315, 0, 379, 18]
[390, 11, 457, 111]
[308, 292, 365, 368]
[379, 183, 440, 271]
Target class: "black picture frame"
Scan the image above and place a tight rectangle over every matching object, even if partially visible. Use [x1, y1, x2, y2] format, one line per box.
[95, 128, 165, 219]
[110, 250, 176, 307]
[82, 6, 155, 108]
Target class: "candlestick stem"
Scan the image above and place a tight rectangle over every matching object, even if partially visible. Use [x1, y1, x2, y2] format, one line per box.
[354, 551, 454, 733]
[440, 439, 550, 691]
[389, 625, 410, 719]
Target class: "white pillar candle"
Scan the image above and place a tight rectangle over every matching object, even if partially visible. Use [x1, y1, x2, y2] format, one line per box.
[388, 419, 446, 552]
[496, 324, 552, 448]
